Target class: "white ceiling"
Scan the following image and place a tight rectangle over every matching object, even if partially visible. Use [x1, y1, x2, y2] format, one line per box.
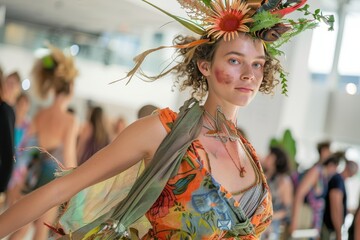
[1, 0, 360, 36]
[0, 0, 189, 34]
[2, 0, 360, 35]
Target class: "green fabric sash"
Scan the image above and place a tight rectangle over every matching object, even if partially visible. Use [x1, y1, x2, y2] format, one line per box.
[58, 98, 204, 239]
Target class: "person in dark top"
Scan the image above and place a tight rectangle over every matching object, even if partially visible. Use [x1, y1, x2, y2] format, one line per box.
[0, 70, 21, 195]
[0, 97, 16, 193]
[321, 160, 358, 240]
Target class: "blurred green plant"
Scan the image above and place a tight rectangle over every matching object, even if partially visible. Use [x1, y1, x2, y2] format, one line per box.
[270, 129, 297, 172]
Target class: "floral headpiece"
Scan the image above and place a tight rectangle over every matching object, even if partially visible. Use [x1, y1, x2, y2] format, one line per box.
[121, 0, 334, 94]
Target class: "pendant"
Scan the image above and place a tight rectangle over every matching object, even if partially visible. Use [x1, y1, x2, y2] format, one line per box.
[239, 166, 246, 178]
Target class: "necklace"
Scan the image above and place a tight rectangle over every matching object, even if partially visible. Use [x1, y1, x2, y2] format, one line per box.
[203, 108, 246, 178]
[230, 139, 261, 195]
[204, 133, 261, 195]
[223, 141, 247, 178]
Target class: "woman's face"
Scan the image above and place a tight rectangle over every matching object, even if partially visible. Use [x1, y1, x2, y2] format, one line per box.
[262, 152, 276, 174]
[199, 34, 265, 107]
[5, 75, 21, 102]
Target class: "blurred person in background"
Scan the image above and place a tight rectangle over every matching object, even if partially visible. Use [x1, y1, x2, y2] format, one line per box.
[6, 93, 32, 205]
[111, 115, 127, 141]
[137, 104, 158, 119]
[0, 70, 21, 203]
[1, 71, 22, 107]
[290, 152, 345, 239]
[261, 146, 293, 240]
[14, 93, 32, 150]
[7, 45, 79, 240]
[320, 160, 359, 240]
[291, 140, 334, 236]
[316, 141, 332, 165]
[77, 106, 110, 165]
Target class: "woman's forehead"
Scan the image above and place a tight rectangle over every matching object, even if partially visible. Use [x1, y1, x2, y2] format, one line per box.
[216, 35, 265, 57]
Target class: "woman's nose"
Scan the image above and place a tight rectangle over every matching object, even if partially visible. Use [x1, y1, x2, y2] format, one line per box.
[240, 64, 255, 80]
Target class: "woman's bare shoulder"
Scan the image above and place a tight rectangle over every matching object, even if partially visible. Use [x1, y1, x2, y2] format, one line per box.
[278, 174, 293, 188]
[111, 112, 168, 162]
[66, 111, 79, 127]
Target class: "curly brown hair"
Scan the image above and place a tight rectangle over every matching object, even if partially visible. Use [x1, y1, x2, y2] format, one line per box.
[171, 34, 282, 99]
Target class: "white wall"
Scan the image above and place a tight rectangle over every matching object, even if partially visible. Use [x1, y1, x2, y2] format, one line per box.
[0, 43, 182, 123]
[326, 91, 360, 145]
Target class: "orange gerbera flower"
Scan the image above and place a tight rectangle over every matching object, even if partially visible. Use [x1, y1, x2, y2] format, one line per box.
[206, 0, 253, 41]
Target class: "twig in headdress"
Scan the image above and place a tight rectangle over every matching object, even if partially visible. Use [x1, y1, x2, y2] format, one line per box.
[109, 39, 210, 85]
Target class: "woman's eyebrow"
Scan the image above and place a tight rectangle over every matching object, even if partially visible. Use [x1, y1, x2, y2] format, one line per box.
[225, 51, 266, 60]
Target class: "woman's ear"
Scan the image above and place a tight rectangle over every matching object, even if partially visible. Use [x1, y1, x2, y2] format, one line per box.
[197, 60, 210, 77]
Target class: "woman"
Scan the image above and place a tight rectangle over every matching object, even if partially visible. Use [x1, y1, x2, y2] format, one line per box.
[77, 106, 110, 165]
[6, 93, 32, 206]
[0, 70, 21, 197]
[0, 0, 332, 239]
[261, 147, 293, 240]
[290, 152, 344, 239]
[111, 115, 127, 141]
[7, 46, 79, 240]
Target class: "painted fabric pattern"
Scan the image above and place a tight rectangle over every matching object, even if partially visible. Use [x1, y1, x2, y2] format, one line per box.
[142, 108, 272, 239]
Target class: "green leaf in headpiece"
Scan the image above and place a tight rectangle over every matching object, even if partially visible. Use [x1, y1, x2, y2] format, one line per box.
[142, 0, 206, 36]
[42, 55, 55, 69]
[250, 11, 282, 33]
[297, 4, 335, 31]
[271, 19, 318, 50]
[201, 0, 212, 7]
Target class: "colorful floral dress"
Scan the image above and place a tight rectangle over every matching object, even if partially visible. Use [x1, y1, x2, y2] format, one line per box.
[142, 108, 273, 239]
[54, 100, 272, 240]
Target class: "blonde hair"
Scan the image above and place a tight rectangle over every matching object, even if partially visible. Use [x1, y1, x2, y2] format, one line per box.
[32, 46, 78, 99]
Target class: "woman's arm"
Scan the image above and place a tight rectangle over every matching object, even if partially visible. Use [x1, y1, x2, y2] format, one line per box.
[329, 189, 344, 240]
[273, 175, 293, 220]
[355, 209, 360, 240]
[290, 167, 319, 232]
[63, 115, 79, 168]
[0, 113, 167, 237]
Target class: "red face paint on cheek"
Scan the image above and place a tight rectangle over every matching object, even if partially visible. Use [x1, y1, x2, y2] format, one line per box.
[214, 68, 233, 84]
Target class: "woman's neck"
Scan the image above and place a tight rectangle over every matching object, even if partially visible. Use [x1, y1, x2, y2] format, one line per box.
[203, 98, 238, 123]
[265, 168, 275, 179]
[52, 95, 69, 111]
[15, 112, 26, 125]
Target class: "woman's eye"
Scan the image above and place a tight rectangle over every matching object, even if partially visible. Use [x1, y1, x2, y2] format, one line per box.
[229, 59, 239, 64]
[253, 63, 264, 69]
